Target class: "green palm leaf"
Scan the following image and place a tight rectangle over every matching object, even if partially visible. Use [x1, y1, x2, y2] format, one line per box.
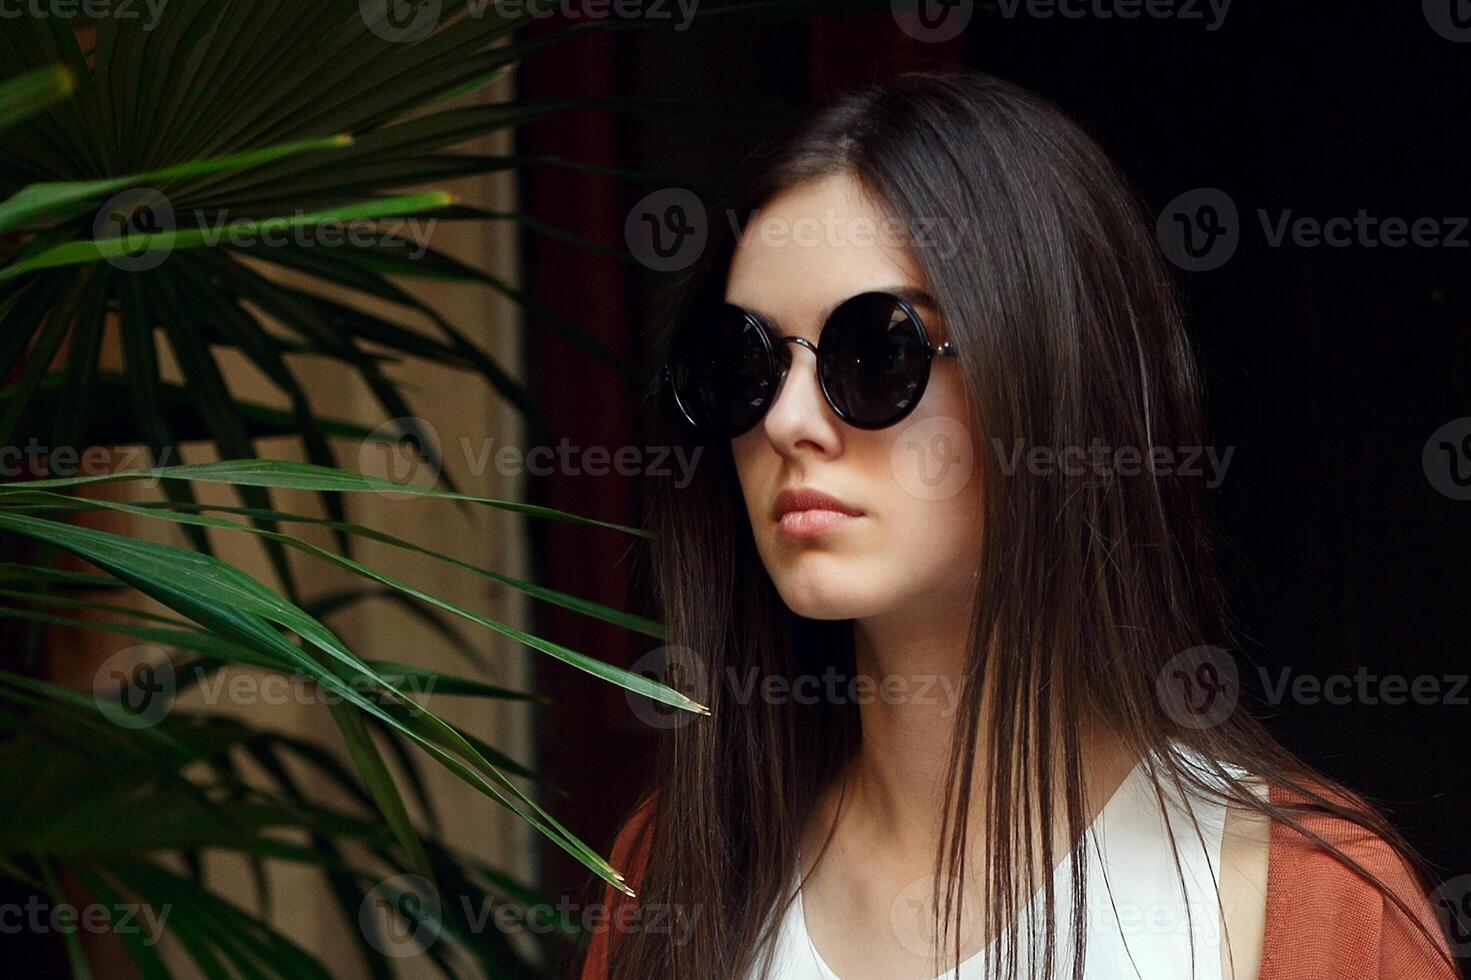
[0, 2, 839, 976]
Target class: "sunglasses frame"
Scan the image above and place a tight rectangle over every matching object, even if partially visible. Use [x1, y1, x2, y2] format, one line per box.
[665, 289, 958, 437]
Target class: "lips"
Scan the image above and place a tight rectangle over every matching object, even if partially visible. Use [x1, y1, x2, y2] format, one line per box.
[772, 487, 863, 537]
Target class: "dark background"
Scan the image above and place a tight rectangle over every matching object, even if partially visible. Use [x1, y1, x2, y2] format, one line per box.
[518, 1, 1471, 969]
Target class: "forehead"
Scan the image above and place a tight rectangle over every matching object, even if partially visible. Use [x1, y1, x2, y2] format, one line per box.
[724, 173, 928, 328]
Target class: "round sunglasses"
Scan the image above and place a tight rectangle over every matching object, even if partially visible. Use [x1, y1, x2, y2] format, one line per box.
[665, 290, 957, 438]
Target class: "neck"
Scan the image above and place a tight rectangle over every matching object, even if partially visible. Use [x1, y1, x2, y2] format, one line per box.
[829, 600, 1138, 872]
[845, 600, 974, 840]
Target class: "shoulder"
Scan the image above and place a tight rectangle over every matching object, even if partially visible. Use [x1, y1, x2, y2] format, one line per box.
[1218, 779, 1271, 980]
[1257, 781, 1457, 980]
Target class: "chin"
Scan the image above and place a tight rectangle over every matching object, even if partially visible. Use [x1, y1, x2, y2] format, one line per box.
[777, 592, 859, 621]
[768, 562, 895, 621]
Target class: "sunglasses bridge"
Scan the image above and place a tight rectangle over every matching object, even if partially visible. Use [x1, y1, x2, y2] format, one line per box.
[777, 334, 819, 356]
[769, 335, 818, 390]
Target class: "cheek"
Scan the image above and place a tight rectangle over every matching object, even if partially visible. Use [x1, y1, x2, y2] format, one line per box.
[876, 435, 982, 579]
[884, 373, 982, 516]
[874, 379, 985, 582]
[730, 432, 772, 518]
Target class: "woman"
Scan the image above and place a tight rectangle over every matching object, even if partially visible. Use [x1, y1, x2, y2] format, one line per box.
[581, 70, 1458, 979]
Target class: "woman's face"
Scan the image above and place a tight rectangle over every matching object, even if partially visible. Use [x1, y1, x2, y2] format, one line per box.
[727, 173, 985, 622]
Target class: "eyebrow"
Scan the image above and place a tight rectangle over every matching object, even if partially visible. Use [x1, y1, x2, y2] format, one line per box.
[737, 286, 940, 333]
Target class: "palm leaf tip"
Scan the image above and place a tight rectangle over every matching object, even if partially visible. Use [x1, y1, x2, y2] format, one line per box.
[41, 63, 76, 99]
[0, 64, 75, 129]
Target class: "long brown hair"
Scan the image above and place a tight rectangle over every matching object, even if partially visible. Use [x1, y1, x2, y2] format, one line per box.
[609, 68, 1454, 980]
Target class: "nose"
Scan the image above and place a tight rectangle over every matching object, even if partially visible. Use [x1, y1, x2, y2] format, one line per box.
[756, 335, 842, 457]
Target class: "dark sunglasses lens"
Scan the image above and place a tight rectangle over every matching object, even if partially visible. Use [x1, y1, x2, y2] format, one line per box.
[819, 292, 932, 427]
[669, 304, 774, 436]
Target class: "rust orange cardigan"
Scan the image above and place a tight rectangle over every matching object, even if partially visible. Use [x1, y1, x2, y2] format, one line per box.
[579, 783, 1459, 979]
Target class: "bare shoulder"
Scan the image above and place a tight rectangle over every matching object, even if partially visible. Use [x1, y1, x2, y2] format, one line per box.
[1217, 776, 1271, 980]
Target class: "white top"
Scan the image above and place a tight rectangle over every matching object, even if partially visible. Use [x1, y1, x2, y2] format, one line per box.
[747, 745, 1260, 980]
